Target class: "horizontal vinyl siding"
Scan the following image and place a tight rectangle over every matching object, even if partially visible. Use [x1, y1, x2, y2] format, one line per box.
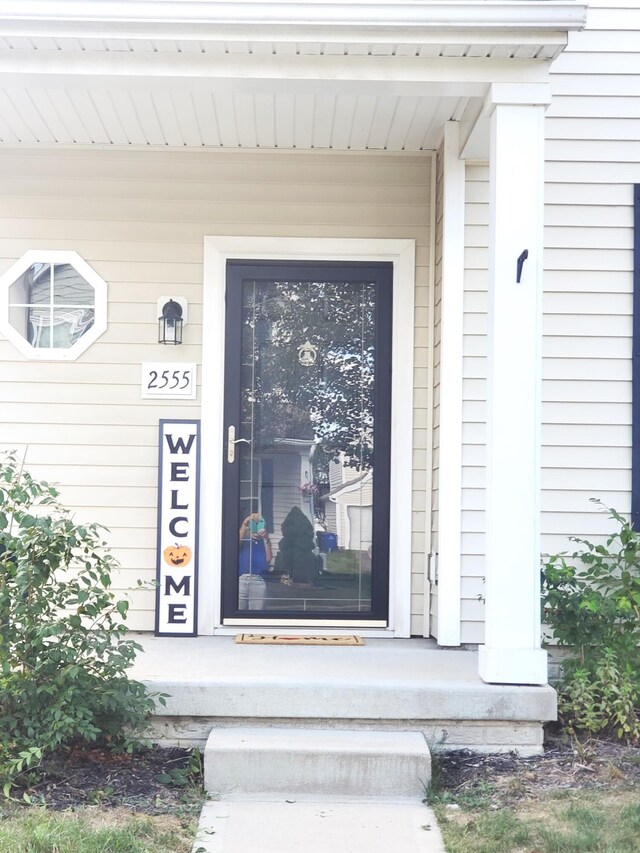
[543, 1, 636, 552]
[0, 147, 431, 632]
[458, 4, 638, 645]
[410, 181, 432, 637]
[461, 164, 487, 645]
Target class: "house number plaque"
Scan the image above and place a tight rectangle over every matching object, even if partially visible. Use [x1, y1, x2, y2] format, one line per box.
[141, 363, 197, 399]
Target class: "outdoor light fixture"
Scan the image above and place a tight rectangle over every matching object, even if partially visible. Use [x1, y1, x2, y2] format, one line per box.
[158, 298, 184, 345]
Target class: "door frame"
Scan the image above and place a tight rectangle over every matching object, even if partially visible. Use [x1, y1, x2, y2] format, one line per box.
[221, 259, 393, 625]
[200, 236, 415, 637]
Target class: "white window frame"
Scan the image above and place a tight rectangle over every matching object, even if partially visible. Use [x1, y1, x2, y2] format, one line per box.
[199, 236, 415, 637]
[0, 250, 107, 360]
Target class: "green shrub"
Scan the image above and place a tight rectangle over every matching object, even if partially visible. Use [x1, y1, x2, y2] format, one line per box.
[0, 452, 161, 794]
[542, 502, 640, 740]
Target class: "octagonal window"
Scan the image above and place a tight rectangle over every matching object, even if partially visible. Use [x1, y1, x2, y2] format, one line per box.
[0, 251, 107, 360]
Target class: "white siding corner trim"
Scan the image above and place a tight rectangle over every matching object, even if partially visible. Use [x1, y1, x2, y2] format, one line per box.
[199, 236, 416, 637]
[436, 122, 465, 646]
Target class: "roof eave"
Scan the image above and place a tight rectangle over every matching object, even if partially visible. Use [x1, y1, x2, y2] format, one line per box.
[0, 1, 590, 37]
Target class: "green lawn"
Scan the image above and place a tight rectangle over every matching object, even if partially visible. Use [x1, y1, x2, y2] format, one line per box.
[0, 805, 198, 853]
[433, 786, 640, 852]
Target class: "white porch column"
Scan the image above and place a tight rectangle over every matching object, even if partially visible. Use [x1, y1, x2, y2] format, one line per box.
[478, 83, 550, 686]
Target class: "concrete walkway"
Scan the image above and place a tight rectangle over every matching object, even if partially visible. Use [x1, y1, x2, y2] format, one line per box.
[192, 797, 446, 853]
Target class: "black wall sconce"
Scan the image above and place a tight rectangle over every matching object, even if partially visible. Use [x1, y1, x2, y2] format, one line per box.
[158, 298, 184, 345]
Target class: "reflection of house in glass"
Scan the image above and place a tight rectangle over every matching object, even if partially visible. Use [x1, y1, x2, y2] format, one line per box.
[245, 275, 376, 569]
[260, 438, 315, 559]
[322, 456, 372, 556]
[8, 263, 95, 349]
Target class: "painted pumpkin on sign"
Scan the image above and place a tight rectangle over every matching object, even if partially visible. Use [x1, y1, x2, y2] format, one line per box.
[163, 544, 192, 567]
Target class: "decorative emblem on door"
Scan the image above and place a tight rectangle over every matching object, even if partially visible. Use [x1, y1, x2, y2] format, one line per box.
[297, 339, 318, 366]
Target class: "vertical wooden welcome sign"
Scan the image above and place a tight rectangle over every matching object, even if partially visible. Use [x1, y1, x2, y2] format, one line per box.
[155, 419, 200, 636]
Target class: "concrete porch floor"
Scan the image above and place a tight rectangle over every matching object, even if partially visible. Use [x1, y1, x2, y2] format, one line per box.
[129, 635, 556, 755]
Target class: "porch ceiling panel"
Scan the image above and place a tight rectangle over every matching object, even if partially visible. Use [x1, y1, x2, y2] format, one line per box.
[0, 1, 587, 152]
[0, 84, 468, 150]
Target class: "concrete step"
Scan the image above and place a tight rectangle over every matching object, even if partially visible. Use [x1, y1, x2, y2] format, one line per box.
[204, 727, 431, 801]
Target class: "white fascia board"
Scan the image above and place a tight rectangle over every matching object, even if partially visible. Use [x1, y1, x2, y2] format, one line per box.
[0, 20, 573, 48]
[0, 1, 589, 34]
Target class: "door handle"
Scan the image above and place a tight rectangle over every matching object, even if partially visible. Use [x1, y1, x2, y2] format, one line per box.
[227, 425, 251, 463]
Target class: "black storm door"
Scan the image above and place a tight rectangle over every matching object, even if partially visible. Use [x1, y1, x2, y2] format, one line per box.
[221, 261, 392, 624]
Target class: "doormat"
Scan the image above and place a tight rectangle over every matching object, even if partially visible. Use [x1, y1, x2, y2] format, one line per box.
[235, 633, 365, 646]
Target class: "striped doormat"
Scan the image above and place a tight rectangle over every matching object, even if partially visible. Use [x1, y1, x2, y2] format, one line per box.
[235, 633, 364, 646]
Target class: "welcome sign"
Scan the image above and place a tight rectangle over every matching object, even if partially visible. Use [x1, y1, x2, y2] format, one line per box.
[155, 419, 200, 636]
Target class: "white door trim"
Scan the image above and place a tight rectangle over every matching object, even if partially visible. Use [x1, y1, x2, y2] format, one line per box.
[199, 236, 415, 636]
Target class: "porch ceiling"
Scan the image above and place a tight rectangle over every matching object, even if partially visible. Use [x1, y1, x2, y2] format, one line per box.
[0, 0, 587, 152]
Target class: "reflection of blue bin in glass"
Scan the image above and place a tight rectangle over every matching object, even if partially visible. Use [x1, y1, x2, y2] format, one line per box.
[317, 532, 338, 553]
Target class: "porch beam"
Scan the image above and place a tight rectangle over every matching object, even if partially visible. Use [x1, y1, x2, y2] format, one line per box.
[436, 121, 465, 647]
[0, 53, 555, 92]
[478, 84, 549, 686]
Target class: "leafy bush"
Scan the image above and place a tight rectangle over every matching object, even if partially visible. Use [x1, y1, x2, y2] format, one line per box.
[0, 452, 160, 794]
[542, 502, 640, 740]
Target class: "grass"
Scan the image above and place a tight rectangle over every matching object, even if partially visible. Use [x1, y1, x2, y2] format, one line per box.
[0, 805, 198, 853]
[432, 788, 640, 853]
[324, 549, 363, 575]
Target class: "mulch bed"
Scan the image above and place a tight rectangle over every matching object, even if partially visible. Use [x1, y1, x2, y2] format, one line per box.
[12, 745, 203, 814]
[8, 733, 640, 813]
[437, 732, 640, 807]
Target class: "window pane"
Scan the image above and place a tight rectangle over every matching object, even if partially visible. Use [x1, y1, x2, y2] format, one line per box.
[6, 263, 96, 349]
[1, 252, 106, 359]
[53, 264, 94, 306]
[8, 303, 29, 340]
[8, 269, 37, 305]
[236, 277, 377, 614]
[24, 305, 96, 349]
[26, 306, 52, 348]
[50, 306, 96, 348]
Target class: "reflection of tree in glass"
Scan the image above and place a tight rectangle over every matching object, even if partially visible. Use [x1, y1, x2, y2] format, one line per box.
[273, 505, 322, 584]
[243, 279, 376, 470]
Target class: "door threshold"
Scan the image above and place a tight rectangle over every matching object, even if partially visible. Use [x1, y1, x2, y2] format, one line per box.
[221, 619, 388, 628]
[213, 625, 396, 638]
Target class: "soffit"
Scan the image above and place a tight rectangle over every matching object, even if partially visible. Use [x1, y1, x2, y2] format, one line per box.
[0, 1, 588, 152]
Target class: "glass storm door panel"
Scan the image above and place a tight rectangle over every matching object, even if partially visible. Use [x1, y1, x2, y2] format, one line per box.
[221, 261, 392, 623]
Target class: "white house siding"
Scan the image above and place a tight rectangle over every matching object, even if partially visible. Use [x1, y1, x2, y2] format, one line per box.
[542, 1, 636, 549]
[458, 2, 639, 645]
[461, 164, 489, 645]
[0, 147, 431, 632]
[411, 171, 433, 636]
[268, 448, 310, 556]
